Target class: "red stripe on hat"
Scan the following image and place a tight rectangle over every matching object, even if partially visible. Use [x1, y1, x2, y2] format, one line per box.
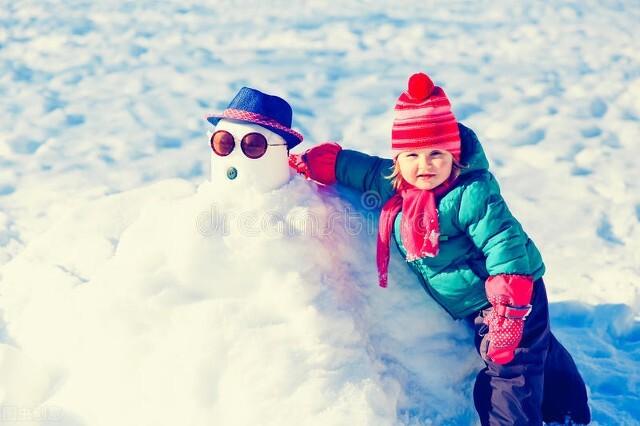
[392, 139, 461, 152]
[393, 114, 457, 127]
[392, 121, 460, 137]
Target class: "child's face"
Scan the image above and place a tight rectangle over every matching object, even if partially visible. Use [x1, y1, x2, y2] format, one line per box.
[396, 148, 454, 190]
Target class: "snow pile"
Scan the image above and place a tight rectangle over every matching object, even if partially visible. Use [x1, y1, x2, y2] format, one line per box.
[0, 177, 478, 425]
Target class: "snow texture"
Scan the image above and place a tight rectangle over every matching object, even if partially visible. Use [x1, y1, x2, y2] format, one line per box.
[1, 1, 639, 425]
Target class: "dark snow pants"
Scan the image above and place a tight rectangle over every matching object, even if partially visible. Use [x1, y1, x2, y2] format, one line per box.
[469, 278, 591, 425]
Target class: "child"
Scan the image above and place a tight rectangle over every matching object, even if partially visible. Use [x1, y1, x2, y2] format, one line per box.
[289, 73, 591, 425]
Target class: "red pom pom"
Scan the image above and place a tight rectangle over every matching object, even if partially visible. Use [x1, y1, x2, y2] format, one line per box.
[407, 73, 434, 100]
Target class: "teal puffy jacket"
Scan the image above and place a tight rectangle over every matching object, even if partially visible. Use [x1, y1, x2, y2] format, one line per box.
[335, 124, 545, 319]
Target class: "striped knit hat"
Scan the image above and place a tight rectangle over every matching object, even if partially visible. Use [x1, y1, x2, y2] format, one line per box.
[391, 73, 461, 161]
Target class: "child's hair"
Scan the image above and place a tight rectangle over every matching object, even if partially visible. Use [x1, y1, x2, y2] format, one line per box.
[385, 156, 466, 190]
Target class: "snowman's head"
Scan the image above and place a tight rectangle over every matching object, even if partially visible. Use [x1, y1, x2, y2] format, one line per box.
[206, 87, 304, 193]
[208, 119, 291, 192]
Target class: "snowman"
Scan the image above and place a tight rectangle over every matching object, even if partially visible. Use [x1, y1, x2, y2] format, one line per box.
[206, 87, 304, 192]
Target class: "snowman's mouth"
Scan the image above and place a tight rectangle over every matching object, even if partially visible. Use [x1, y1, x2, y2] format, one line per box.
[226, 166, 238, 180]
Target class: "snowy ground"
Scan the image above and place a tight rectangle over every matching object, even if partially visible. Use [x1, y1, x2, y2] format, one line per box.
[1, 1, 639, 425]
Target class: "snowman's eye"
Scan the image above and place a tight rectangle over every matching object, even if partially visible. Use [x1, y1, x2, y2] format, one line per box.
[211, 130, 235, 156]
[241, 133, 269, 159]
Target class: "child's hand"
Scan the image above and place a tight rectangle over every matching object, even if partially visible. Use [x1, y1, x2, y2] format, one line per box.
[288, 142, 342, 185]
[484, 275, 534, 365]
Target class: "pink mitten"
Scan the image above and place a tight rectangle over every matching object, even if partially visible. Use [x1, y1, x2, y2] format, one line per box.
[288, 142, 342, 185]
[484, 274, 534, 365]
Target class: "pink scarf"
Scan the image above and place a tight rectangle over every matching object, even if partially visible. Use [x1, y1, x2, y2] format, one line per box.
[376, 178, 454, 288]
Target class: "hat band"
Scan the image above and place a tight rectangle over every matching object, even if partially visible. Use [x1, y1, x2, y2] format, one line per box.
[209, 108, 303, 143]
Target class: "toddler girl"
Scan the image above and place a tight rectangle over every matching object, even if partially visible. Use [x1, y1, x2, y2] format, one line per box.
[289, 73, 591, 425]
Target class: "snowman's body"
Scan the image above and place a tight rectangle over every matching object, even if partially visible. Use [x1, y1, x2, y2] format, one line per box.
[210, 119, 292, 192]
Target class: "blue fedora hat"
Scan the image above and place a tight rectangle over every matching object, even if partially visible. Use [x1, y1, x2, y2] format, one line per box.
[206, 87, 304, 150]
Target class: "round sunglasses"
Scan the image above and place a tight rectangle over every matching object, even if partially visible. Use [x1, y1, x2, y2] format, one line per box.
[210, 130, 287, 159]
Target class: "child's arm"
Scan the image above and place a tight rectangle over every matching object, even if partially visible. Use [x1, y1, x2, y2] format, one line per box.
[459, 180, 531, 275]
[458, 179, 534, 365]
[290, 143, 396, 205]
[335, 149, 395, 203]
